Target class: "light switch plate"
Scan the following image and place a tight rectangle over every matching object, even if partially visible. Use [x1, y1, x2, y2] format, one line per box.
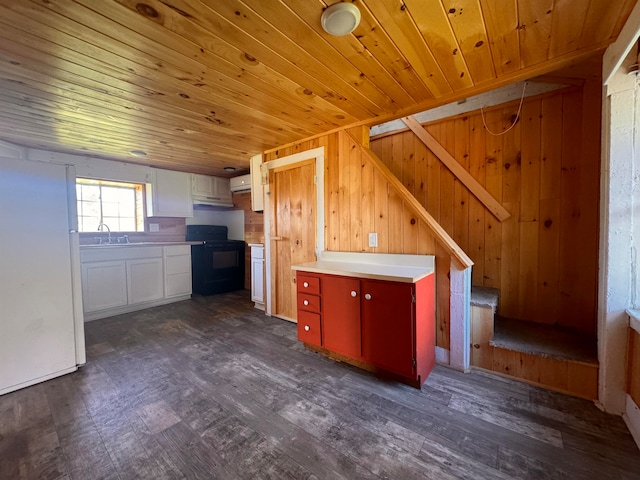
[149, 223, 160, 232]
[368, 232, 378, 248]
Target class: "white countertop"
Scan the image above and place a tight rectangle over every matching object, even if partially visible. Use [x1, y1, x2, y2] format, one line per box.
[80, 241, 201, 249]
[292, 251, 435, 283]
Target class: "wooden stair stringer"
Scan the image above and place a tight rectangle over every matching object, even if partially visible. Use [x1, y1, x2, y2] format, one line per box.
[343, 130, 473, 269]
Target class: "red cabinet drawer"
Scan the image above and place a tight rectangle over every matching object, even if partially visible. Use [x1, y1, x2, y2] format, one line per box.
[298, 311, 321, 346]
[297, 274, 320, 295]
[297, 294, 320, 313]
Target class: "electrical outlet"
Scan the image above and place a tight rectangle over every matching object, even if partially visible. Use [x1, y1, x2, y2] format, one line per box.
[149, 223, 160, 232]
[368, 232, 378, 248]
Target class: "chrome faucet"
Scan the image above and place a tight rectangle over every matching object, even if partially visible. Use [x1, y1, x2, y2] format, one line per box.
[97, 223, 112, 244]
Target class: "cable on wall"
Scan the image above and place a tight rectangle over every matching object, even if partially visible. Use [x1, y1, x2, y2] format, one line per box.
[480, 81, 528, 136]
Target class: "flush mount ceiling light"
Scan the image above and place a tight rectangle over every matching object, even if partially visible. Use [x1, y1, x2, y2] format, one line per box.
[321, 3, 361, 36]
[129, 150, 147, 157]
[224, 166, 236, 172]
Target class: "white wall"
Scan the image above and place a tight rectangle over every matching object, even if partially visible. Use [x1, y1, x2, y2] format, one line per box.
[370, 81, 566, 136]
[599, 56, 640, 413]
[187, 208, 245, 240]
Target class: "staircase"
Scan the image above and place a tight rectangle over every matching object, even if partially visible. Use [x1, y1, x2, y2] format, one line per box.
[470, 286, 599, 400]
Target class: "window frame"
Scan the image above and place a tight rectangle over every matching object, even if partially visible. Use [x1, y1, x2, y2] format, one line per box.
[76, 178, 146, 233]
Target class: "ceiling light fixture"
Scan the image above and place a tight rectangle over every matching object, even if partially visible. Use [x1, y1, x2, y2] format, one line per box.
[224, 166, 236, 172]
[321, 3, 361, 36]
[129, 150, 147, 157]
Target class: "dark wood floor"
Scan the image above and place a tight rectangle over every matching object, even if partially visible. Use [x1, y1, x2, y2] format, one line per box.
[2, 291, 639, 480]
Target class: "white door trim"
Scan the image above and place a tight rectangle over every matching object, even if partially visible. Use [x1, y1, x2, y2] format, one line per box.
[263, 147, 325, 316]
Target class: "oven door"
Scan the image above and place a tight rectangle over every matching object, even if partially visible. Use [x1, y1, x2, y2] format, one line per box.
[191, 243, 245, 295]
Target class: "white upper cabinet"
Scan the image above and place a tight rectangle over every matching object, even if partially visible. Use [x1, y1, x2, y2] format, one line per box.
[147, 168, 193, 217]
[250, 154, 264, 212]
[191, 174, 232, 207]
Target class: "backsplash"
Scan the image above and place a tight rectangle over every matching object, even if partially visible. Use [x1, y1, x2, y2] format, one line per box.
[79, 217, 186, 245]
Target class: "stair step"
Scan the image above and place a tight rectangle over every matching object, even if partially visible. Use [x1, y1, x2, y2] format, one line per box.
[470, 286, 500, 312]
[490, 316, 598, 365]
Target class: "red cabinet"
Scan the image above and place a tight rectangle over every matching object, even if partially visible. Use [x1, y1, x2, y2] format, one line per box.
[295, 271, 435, 387]
[296, 274, 322, 347]
[322, 276, 361, 358]
[361, 279, 415, 379]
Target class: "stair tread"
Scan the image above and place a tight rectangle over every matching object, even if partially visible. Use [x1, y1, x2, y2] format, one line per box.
[490, 316, 598, 365]
[470, 285, 500, 311]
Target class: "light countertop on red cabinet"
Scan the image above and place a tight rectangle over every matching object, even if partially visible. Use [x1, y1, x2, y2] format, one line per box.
[292, 251, 434, 283]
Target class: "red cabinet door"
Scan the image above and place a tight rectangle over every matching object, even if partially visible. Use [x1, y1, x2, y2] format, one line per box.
[322, 275, 361, 358]
[361, 280, 415, 378]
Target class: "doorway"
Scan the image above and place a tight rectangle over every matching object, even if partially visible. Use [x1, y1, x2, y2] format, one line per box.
[263, 147, 325, 322]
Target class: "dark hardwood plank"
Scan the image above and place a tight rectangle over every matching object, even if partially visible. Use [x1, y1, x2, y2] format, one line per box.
[1, 290, 638, 480]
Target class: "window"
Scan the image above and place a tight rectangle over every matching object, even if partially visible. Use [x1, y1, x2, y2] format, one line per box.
[76, 178, 145, 232]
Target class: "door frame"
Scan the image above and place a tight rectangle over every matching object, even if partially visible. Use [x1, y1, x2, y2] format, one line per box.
[263, 147, 325, 317]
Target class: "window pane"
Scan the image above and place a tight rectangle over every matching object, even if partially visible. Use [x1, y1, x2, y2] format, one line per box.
[119, 218, 136, 231]
[76, 178, 144, 233]
[102, 202, 120, 217]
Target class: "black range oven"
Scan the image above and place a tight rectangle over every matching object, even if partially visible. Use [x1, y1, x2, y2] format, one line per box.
[186, 225, 245, 296]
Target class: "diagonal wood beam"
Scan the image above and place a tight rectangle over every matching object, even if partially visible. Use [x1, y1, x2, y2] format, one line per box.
[401, 115, 510, 222]
[344, 131, 473, 269]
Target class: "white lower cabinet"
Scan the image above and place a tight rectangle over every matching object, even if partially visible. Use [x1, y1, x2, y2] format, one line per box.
[81, 260, 128, 312]
[165, 245, 192, 297]
[127, 258, 164, 304]
[80, 245, 192, 321]
[250, 244, 264, 310]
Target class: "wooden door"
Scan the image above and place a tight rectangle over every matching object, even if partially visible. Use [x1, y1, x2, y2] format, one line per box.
[269, 160, 316, 322]
[361, 279, 415, 378]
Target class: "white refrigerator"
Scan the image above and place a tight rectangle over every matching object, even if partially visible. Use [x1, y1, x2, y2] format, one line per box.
[0, 155, 86, 395]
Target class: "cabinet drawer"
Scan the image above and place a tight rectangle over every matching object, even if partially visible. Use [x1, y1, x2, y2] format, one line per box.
[165, 244, 191, 256]
[297, 274, 320, 295]
[298, 311, 321, 346]
[297, 293, 320, 313]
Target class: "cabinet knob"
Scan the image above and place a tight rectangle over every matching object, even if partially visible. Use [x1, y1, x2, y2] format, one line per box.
[364, 293, 372, 300]
[350, 291, 357, 297]
[303, 281, 309, 288]
[303, 299, 309, 306]
[304, 325, 310, 331]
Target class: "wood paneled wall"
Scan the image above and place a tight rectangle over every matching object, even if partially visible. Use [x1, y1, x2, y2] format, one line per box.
[629, 328, 640, 406]
[265, 129, 453, 350]
[232, 192, 264, 290]
[370, 85, 601, 333]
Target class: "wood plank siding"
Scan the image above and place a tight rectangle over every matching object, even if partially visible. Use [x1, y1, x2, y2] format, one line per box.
[0, 1, 634, 174]
[232, 192, 264, 290]
[370, 85, 601, 334]
[265, 132, 455, 350]
[629, 328, 640, 406]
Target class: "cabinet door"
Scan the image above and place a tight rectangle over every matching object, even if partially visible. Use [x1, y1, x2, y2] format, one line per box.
[165, 253, 192, 297]
[361, 280, 415, 378]
[147, 169, 193, 217]
[322, 275, 361, 358]
[191, 173, 214, 196]
[127, 258, 164, 305]
[251, 257, 264, 303]
[212, 177, 231, 200]
[81, 261, 127, 313]
[250, 153, 264, 212]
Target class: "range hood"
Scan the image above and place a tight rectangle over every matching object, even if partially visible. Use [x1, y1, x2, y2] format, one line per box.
[192, 195, 234, 208]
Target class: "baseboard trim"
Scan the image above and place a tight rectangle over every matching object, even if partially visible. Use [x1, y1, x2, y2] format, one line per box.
[84, 294, 192, 321]
[435, 347, 450, 366]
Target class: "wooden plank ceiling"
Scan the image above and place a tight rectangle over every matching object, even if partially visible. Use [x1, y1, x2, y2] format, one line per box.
[0, 0, 635, 176]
